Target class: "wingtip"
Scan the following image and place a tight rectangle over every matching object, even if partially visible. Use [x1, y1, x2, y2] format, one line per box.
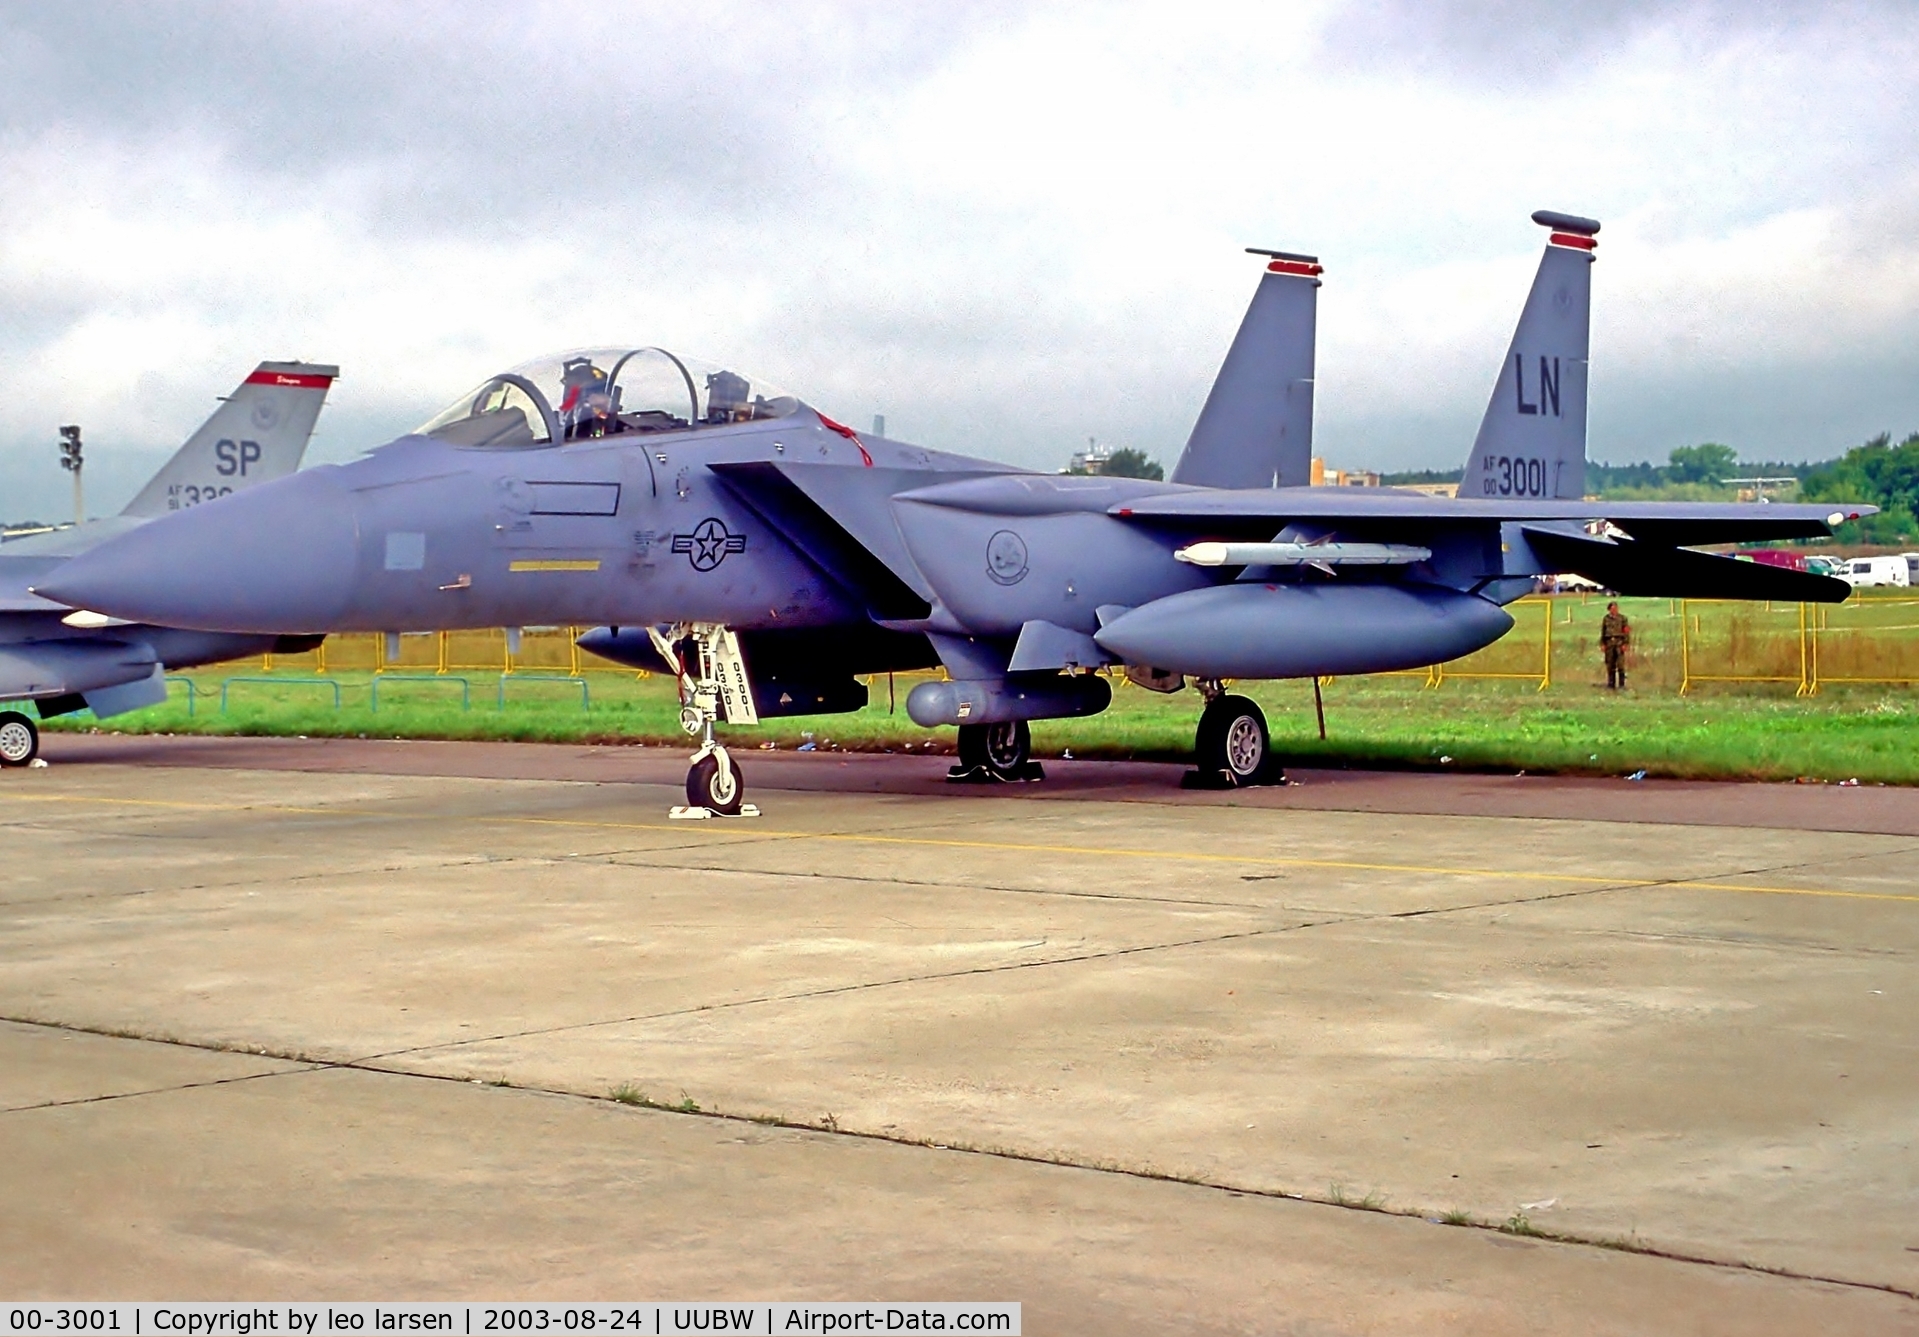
[1532, 210, 1601, 237]
[1245, 246, 1322, 277]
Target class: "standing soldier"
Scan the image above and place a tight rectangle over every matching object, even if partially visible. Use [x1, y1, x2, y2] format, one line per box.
[1599, 601, 1632, 690]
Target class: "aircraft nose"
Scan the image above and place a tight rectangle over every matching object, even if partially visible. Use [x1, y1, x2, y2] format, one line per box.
[36, 468, 359, 633]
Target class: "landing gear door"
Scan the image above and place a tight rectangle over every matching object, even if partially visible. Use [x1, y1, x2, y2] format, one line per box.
[705, 626, 759, 726]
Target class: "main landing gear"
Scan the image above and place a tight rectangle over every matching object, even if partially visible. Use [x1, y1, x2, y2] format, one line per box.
[1185, 679, 1280, 788]
[650, 623, 760, 819]
[949, 719, 1044, 783]
[0, 710, 39, 767]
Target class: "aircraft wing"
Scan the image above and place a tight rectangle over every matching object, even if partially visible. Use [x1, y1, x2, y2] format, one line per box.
[710, 460, 1015, 621]
[1109, 489, 1873, 545]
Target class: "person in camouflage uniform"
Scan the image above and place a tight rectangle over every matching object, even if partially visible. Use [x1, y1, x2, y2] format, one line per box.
[1600, 601, 1632, 690]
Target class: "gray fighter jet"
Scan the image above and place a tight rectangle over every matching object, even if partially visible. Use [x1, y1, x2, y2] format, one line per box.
[38, 214, 1869, 809]
[0, 362, 336, 764]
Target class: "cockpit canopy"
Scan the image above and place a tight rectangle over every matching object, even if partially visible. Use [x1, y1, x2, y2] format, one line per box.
[415, 348, 803, 448]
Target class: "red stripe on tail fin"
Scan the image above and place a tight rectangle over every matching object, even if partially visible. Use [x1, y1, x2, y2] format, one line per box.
[245, 370, 334, 388]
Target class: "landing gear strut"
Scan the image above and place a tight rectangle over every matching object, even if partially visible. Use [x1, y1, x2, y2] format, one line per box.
[0, 710, 39, 767]
[1185, 679, 1279, 788]
[950, 719, 1042, 783]
[650, 623, 760, 818]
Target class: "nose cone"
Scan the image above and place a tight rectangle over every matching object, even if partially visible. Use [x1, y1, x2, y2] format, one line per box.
[36, 468, 359, 633]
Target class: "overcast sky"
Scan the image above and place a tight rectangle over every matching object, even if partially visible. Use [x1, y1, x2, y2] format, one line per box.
[4, 0, 1917, 519]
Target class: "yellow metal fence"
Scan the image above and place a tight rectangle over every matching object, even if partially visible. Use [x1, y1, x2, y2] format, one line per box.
[259, 627, 646, 678]
[242, 596, 1919, 698]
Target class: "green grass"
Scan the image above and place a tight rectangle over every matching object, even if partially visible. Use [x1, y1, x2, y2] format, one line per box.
[38, 593, 1919, 785]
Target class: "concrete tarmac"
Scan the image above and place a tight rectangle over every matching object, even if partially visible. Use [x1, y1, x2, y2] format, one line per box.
[3, 735, 1917, 1334]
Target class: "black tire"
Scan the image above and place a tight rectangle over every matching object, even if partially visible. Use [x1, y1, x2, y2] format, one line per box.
[686, 751, 744, 815]
[958, 720, 1030, 778]
[1195, 695, 1269, 786]
[0, 711, 37, 767]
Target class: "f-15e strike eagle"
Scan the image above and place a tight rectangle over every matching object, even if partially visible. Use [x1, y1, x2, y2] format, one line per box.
[0, 363, 335, 766]
[38, 213, 1871, 809]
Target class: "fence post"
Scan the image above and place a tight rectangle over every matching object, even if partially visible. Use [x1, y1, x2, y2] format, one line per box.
[1795, 602, 1810, 696]
[569, 626, 582, 677]
[1679, 599, 1692, 695]
[1539, 598, 1553, 691]
[436, 631, 449, 675]
[1804, 602, 1822, 696]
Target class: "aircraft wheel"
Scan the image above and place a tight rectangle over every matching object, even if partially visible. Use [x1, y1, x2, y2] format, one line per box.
[686, 750, 744, 815]
[1196, 695, 1269, 786]
[0, 711, 38, 767]
[958, 720, 1031, 779]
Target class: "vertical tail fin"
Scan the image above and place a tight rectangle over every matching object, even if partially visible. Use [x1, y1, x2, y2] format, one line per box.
[1462, 212, 1597, 500]
[120, 362, 338, 517]
[1170, 250, 1319, 489]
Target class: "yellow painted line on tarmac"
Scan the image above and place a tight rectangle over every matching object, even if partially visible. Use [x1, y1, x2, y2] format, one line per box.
[0, 793, 341, 816]
[495, 815, 1919, 905]
[7, 792, 1917, 905]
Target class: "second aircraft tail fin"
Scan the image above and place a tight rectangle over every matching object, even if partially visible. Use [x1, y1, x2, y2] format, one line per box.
[120, 361, 338, 517]
[1170, 250, 1320, 489]
[1460, 212, 1598, 501]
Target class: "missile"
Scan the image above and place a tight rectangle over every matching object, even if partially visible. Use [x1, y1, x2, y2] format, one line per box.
[1174, 541, 1431, 567]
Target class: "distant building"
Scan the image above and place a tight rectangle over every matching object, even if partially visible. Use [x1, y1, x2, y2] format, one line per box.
[1310, 458, 1381, 488]
[1066, 437, 1113, 475]
[1401, 481, 1459, 498]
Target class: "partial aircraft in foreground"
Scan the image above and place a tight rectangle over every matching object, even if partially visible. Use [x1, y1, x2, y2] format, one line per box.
[39, 214, 1869, 808]
[0, 363, 336, 764]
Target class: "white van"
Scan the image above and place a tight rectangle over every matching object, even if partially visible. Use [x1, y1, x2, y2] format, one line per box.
[1840, 556, 1911, 587]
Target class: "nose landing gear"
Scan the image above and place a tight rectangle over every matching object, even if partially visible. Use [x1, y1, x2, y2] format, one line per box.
[652, 623, 760, 818]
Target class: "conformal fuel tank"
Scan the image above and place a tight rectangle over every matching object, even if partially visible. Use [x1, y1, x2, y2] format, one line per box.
[1093, 582, 1513, 679]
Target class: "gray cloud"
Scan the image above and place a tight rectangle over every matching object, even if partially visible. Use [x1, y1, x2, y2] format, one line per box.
[1317, 0, 1898, 81]
[0, 2, 1017, 238]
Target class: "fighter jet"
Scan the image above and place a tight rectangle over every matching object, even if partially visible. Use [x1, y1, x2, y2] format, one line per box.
[0, 362, 336, 765]
[37, 214, 1870, 810]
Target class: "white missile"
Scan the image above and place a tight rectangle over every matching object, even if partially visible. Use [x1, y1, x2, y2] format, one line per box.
[59, 609, 133, 629]
[1174, 541, 1432, 567]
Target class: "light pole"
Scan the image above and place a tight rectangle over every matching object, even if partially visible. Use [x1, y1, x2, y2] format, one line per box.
[58, 425, 83, 525]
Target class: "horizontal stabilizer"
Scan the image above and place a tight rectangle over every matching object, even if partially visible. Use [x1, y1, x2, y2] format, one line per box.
[84, 665, 168, 719]
[1521, 527, 1853, 603]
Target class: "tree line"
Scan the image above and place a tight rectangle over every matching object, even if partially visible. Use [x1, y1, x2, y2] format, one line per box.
[1382, 431, 1919, 544]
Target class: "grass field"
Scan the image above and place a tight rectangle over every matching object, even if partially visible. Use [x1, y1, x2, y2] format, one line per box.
[39, 593, 1919, 785]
